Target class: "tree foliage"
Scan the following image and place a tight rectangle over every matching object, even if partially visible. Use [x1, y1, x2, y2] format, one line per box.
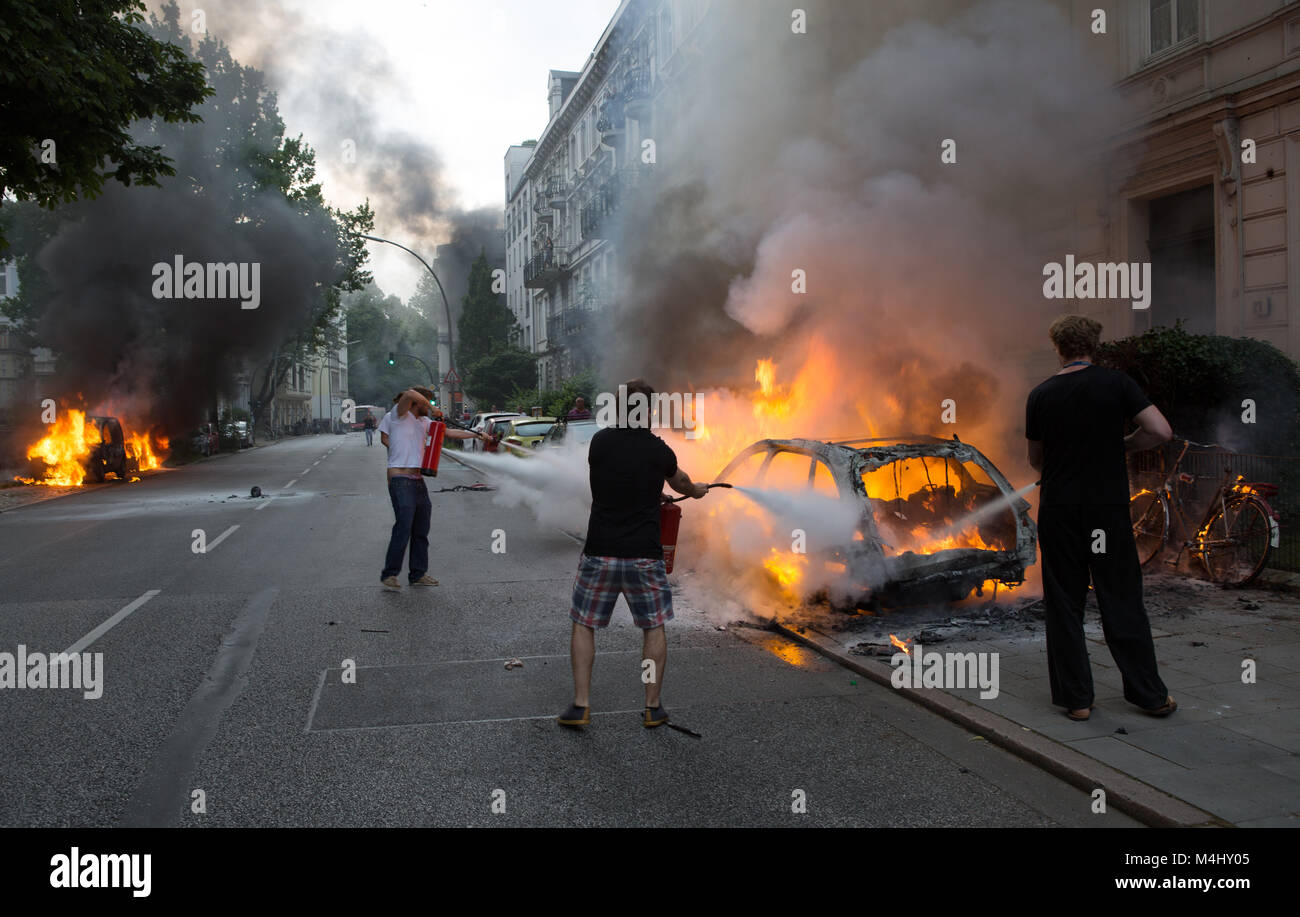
[1098, 323, 1300, 455]
[345, 283, 440, 406]
[507, 369, 599, 420]
[0, 0, 212, 252]
[456, 253, 518, 371]
[464, 348, 538, 407]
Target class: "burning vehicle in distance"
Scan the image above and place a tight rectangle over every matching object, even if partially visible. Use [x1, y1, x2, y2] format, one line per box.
[716, 435, 1036, 609]
[82, 416, 139, 482]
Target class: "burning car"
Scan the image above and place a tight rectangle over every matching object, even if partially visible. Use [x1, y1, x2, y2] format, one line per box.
[82, 416, 140, 482]
[715, 435, 1036, 608]
[19, 410, 166, 486]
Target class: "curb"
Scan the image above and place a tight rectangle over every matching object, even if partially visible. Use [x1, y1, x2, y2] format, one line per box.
[771, 621, 1226, 828]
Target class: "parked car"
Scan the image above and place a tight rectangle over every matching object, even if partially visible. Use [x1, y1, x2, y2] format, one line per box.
[191, 423, 219, 457]
[83, 416, 140, 482]
[539, 418, 600, 451]
[467, 412, 525, 452]
[499, 416, 556, 456]
[222, 420, 253, 447]
[715, 435, 1037, 609]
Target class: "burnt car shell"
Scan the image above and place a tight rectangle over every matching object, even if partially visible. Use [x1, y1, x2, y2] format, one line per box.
[716, 435, 1036, 608]
[84, 416, 139, 482]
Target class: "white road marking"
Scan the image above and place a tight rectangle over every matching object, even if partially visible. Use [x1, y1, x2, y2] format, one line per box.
[64, 589, 161, 655]
[205, 525, 240, 552]
[302, 468, 311, 475]
[313, 460, 320, 466]
[254, 498, 273, 511]
[284, 479, 297, 488]
[302, 468, 311, 474]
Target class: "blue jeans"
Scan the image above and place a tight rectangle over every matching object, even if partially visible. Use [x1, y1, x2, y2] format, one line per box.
[365, 428, 374, 445]
[382, 477, 431, 582]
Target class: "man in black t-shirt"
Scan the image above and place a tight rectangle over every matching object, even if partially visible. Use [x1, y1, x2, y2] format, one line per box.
[559, 378, 708, 730]
[1026, 315, 1176, 721]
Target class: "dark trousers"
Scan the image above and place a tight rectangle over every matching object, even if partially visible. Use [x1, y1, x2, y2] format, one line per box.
[382, 476, 431, 582]
[1038, 503, 1168, 710]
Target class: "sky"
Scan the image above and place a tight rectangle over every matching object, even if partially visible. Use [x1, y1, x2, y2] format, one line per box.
[156, 0, 621, 300]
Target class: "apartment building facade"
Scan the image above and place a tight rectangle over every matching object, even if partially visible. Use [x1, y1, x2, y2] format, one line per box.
[1041, 0, 1300, 380]
[506, 0, 712, 389]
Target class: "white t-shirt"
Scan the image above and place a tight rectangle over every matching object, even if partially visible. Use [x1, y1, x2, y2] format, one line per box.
[378, 408, 431, 468]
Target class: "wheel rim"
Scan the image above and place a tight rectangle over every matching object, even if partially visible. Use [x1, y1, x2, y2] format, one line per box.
[1202, 499, 1271, 585]
[1130, 491, 1165, 565]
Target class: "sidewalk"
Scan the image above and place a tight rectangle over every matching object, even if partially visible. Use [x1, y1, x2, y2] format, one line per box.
[775, 572, 1300, 827]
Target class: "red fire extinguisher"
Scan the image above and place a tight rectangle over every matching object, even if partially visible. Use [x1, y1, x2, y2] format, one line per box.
[660, 501, 682, 573]
[659, 483, 730, 573]
[420, 420, 446, 476]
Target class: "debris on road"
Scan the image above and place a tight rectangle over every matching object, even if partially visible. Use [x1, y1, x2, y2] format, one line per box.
[504, 658, 524, 670]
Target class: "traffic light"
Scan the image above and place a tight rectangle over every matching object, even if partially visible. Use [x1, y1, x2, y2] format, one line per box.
[387, 352, 396, 366]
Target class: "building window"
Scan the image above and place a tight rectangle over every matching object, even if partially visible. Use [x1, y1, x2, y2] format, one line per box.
[1149, 0, 1197, 56]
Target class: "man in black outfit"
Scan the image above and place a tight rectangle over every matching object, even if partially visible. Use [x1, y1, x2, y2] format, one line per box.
[1026, 315, 1177, 721]
[558, 378, 708, 729]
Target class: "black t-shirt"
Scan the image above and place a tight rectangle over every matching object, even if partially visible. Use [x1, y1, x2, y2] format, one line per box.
[583, 427, 678, 558]
[1025, 365, 1151, 506]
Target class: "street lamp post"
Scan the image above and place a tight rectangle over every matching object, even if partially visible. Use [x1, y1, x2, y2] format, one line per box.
[360, 234, 458, 413]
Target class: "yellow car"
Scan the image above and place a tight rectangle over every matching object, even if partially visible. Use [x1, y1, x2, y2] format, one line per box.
[498, 416, 557, 456]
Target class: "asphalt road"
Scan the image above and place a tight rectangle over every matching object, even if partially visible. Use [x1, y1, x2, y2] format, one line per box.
[0, 434, 1138, 826]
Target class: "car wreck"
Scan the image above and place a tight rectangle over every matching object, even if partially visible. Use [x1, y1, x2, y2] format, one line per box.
[716, 435, 1037, 608]
[83, 415, 141, 482]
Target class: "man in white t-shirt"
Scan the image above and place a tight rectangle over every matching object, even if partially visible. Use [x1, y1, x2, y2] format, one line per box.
[377, 386, 481, 590]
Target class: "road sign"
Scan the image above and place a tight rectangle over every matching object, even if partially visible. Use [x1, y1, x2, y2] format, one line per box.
[443, 369, 461, 385]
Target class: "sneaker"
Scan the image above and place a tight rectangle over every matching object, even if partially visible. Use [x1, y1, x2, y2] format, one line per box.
[644, 705, 669, 728]
[558, 704, 590, 728]
[381, 576, 401, 590]
[411, 574, 439, 586]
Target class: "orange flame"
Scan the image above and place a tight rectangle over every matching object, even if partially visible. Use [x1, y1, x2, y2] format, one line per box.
[889, 634, 912, 655]
[676, 349, 1021, 603]
[19, 410, 95, 486]
[18, 409, 169, 486]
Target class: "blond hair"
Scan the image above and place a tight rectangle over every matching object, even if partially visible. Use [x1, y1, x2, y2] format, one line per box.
[1049, 314, 1102, 360]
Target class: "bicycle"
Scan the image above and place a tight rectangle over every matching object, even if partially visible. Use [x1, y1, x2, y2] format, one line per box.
[1129, 437, 1281, 586]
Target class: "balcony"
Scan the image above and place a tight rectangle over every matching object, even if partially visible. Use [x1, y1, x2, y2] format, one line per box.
[596, 93, 625, 140]
[533, 199, 554, 225]
[523, 246, 571, 289]
[580, 194, 613, 240]
[622, 64, 652, 118]
[545, 175, 569, 205]
[547, 305, 593, 342]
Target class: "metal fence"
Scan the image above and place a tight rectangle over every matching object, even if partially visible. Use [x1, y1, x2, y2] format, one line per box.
[1130, 443, 1300, 572]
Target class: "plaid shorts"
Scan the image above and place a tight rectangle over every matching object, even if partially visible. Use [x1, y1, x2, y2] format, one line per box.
[570, 554, 674, 630]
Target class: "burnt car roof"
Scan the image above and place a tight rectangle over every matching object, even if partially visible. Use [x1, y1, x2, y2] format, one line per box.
[715, 435, 1037, 608]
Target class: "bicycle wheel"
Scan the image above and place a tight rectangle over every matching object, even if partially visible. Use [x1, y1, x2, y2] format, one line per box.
[1129, 489, 1167, 566]
[1200, 496, 1272, 586]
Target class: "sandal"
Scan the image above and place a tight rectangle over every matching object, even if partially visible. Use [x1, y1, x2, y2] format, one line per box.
[1142, 696, 1177, 717]
[1065, 705, 1094, 722]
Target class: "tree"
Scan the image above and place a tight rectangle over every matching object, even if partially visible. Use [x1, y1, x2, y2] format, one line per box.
[464, 349, 537, 407]
[345, 283, 439, 405]
[457, 252, 516, 371]
[0, 2, 372, 439]
[0, 0, 212, 252]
